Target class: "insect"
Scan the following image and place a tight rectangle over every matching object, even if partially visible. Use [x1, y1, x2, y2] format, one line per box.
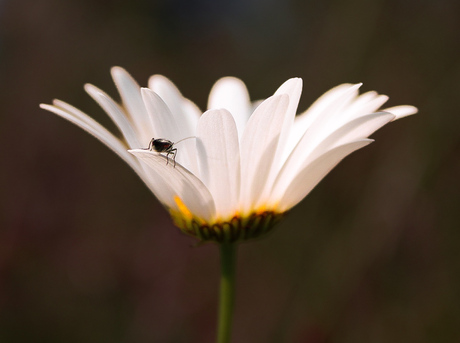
[145, 137, 195, 167]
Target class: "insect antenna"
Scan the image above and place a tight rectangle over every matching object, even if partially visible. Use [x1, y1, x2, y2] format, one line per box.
[174, 136, 196, 145]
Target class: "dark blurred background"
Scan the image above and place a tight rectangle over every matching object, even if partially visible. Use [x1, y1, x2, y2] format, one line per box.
[1, 0, 459, 342]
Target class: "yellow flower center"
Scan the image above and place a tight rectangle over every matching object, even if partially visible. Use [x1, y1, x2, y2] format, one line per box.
[170, 196, 285, 243]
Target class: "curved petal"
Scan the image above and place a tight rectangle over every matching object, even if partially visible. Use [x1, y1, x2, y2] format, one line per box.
[207, 77, 252, 139]
[274, 139, 373, 212]
[84, 84, 141, 148]
[141, 88, 199, 174]
[129, 149, 216, 221]
[239, 94, 289, 212]
[110, 67, 152, 142]
[292, 83, 357, 145]
[148, 74, 200, 137]
[272, 78, 303, 165]
[39, 102, 161, 195]
[141, 88, 179, 140]
[270, 112, 395, 206]
[306, 112, 395, 163]
[282, 84, 363, 186]
[339, 92, 389, 125]
[383, 105, 418, 120]
[196, 109, 240, 219]
[181, 98, 201, 131]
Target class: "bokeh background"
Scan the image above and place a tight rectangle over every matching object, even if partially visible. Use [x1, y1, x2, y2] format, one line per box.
[1, 0, 459, 342]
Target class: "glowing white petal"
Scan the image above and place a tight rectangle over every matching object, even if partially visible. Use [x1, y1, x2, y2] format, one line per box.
[141, 88, 180, 140]
[84, 84, 141, 148]
[207, 77, 252, 139]
[196, 109, 240, 219]
[41, 67, 417, 242]
[383, 105, 418, 120]
[141, 88, 199, 174]
[239, 94, 289, 212]
[111, 67, 152, 143]
[340, 92, 389, 125]
[291, 83, 357, 146]
[304, 83, 362, 140]
[38, 103, 163, 195]
[307, 112, 395, 162]
[277, 139, 373, 211]
[273, 112, 394, 201]
[282, 84, 363, 186]
[148, 74, 200, 137]
[272, 78, 303, 166]
[129, 150, 216, 221]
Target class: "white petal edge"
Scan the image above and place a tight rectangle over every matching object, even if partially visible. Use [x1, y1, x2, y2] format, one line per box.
[275, 139, 373, 212]
[271, 77, 303, 166]
[383, 105, 418, 120]
[207, 77, 252, 139]
[39, 103, 162, 196]
[282, 84, 363, 185]
[84, 84, 141, 148]
[339, 92, 389, 126]
[239, 94, 289, 213]
[196, 109, 240, 219]
[141, 88, 199, 175]
[141, 87, 181, 140]
[129, 149, 216, 222]
[289, 83, 362, 153]
[304, 112, 395, 164]
[148, 74, 200, 138]
[292, 84, 355, 136]
[110, 67, 152, 142]
[271, 112, 394, 202]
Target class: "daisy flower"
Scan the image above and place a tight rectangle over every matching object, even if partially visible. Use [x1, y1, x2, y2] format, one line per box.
[40, 67, 417, 243]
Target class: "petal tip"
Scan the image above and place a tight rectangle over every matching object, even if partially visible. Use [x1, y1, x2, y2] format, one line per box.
[83, 83, 98, 94]
[110, 66, 127, 78]
[384, 105, 418, 120]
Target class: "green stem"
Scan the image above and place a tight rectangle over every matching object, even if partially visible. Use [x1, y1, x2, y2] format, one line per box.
[216, 242, 237, 343]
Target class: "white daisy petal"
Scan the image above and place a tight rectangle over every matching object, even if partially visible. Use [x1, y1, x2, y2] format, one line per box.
[304, 83, 362, 138]
[42, 67, 417, 243]
[276, 139, 373, 212]
[272, 111, 394, 202]
[51, 99, 105, 132]
[41, 103, 133, 165]
[181, 98, 201, 131]
[340, 92, 389, 124]
[196, 109, 240, 219]
[294, 84, 354, 128]
[84, 84, 141, 148]
[281, 84, 363, 185]
[239, 94, 289, 212]
[129, 149, 216, 221]
[141, 88, 199, 174]
[207, 77, 252, 138]
[141, 88, 179, 140]
[383, 105, 418, 120]
[148, 74, 200, 137]
[272, 78, 303, 165]
[39, 103, 158, 193]
[110, 67, 151, 142]
[289, 83, 361, 151]
[307, 112, 395, 162]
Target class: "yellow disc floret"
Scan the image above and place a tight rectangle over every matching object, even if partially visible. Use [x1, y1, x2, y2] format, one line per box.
[170, 197, 285, 243]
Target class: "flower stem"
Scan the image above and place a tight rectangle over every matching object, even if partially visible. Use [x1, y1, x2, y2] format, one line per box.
[217, 242, 237, 343]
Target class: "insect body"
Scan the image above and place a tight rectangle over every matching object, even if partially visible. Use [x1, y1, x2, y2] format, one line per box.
[145, 137, 195, 167]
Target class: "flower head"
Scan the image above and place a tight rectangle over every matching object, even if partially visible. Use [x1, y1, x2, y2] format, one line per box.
[41, 68, 417, 243]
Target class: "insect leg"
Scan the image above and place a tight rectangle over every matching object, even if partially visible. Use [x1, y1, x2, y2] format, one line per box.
[147, 138, 155, 151]
[169, 148, 177, 167]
